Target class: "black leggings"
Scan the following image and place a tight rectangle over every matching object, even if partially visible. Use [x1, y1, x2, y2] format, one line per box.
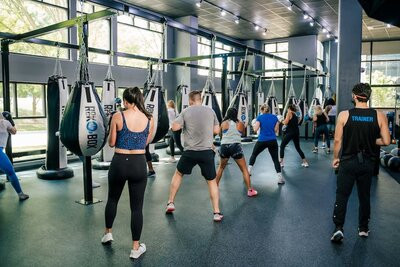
[249, 140, 281, 173]
[280, 131, 305, 159]
[169, 130, 184, 157]
[105, 153, 147, 241]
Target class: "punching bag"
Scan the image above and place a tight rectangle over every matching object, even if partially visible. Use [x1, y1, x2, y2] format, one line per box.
[176, 84, 190, 113]
[144, 85, 169, 143]
[173, 84, 190, 151]
[60, 81, 108, 156]
[283, 68, 302, 124]
[93, 68, 116, 170]
[37, 75, 74, 180]
[265, 78, 280, 115]
[229, 92, 249, 127]
[308, 98, 321, 118]
[256, 77, 265, 116]
[298, 99, 309, 125]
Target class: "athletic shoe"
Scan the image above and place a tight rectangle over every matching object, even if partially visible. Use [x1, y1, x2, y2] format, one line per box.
[147, 171, 156, 178]
[277, 173, 285, 185]
[301, 162, 309, 168]
[248, 166, 252, 176]
[18, 193, 29, 201]
[101, 233, 114, 244]
[320, 144, 326, 149]
[358, 228, 370, 238]
[331, 227, 344, 243]
[92, 181, 101, 188]
[312, 148, 318, 153]
[280, 161, 284, 168]
[168, 157, 177, 163]
[130, 243, 146, 259]
[165, 202, 175, 213]
[213, 213, 224, 222]
[326, 149, 331, 154]
[247, 188, 258, 197]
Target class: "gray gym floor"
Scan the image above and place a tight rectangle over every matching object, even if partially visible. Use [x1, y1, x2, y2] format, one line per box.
[1, 140, 400, 267]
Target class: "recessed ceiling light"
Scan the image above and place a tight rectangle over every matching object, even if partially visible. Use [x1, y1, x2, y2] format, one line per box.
[220, 9, 226, 16]
[310, 21, 314, 27]
[387, 24, 392, 28]
[254, 24, 260, 31]
[335, 38, 338, 43]
[235, 17, 239, 24]
[322, 28, 327, 33]
[287, 3, 293, 11]
[262, 29, 267, 36]
[196, 0, 202, 8]
[303, 13, 309, 20]
[326, 33, 331, 38]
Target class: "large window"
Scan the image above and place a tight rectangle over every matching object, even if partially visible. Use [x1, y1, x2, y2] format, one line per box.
[117, 15, 163, 69]
[264, 41, 288, 76]
[76, 0, 110, 64]
[0, 0, 69, 58]
[1, 83, 47, 159]
[361, 41, 400, 108]
[197, 38, 234, 78]
[317, 41, 324, 72]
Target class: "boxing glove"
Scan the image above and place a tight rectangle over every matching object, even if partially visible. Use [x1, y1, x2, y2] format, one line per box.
[251, 119, 257, 127]
[277, 115, 284, 122]
[2, 111, 15, 126]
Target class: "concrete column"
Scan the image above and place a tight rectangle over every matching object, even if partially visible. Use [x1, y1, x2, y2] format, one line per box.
[336, 0, 362, 112]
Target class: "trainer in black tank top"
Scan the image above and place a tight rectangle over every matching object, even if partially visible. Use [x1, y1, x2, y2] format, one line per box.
[341, 108, 380, 158]
[316, 114, 327, 127]
[286, 114, 299, 134]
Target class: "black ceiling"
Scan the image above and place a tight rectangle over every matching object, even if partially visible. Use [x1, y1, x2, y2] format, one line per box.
[121, 0, 400, 41]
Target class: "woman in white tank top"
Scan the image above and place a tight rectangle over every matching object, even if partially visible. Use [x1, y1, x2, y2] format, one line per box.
[216, 108, 257, 197]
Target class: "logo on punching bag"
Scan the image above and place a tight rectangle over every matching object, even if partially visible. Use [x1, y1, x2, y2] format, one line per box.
[241, 114, 246, 121]
[86, 120, 98, 132]
[85, 106, 98, 149]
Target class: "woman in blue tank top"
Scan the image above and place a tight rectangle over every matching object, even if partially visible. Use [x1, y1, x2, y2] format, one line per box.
[215, 108, 258, 197]
[102, 87, 154, 259]
[248, 104, 285, 185]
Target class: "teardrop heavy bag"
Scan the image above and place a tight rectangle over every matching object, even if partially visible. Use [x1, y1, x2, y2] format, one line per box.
[266, 96, 281, 115]
[298, 99, 309, 125]
[144, 85, 169, 143]
[229, 92, 249, 127]
[202, 92, 223, 124]
[60, 81, 107, 156]
[257, 91, 265, 116]
[176, 84, 190, 113]
[100, 79, 116, 162]
[45, 75, 69, 170]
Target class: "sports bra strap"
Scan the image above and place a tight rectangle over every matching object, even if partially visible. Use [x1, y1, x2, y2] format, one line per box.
[120, 111, 127, 129]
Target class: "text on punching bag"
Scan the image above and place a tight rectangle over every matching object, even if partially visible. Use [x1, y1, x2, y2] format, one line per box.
[85, 106, 98, 149]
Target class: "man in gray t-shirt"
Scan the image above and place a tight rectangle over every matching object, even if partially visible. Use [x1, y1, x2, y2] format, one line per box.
[165, 91, 223, 222]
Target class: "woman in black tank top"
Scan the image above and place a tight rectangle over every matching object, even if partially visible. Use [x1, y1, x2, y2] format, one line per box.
[313, 105, 330, 153]
[280, 104, 309, 167]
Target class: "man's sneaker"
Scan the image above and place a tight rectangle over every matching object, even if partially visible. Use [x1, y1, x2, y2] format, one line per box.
[18, 192, 29, 201]
[247, 188, 258, 197]
[92, 181, 101, 188]
[277, 173, 285, 185]
[320, 143, 326, 149]
[147, 171, 156, 178]
[248, 166, 252, 176]
[358, 228, 370, 238]
[130, 243, 146, 259]
[280, 161, 284, 168]
[168, 157, 177, 163]
[312, 148, 318, 153]
[165, 202, 175, 213]
[101, 233, 114, 244]
[301, 162, 309, 168]
[331, 227, 344, 243]
[213, 213, 224, 222]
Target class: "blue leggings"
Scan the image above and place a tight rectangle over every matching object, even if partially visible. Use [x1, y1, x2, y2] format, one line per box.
[0, 148, 22, 193]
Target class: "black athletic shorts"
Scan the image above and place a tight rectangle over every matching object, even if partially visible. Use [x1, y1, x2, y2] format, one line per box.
[219, 143, 244, 159]
[177, 150, 216, 180]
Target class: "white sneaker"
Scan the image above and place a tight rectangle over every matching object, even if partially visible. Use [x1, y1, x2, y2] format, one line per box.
[301, 162, 309, 168]
[320, 143, 326, 149]
[277, 173, 285, 185]
[248, 166, 252, 176]
[101, 233, 113, 244]
[168, 157, 177, 163]
[280, 161, 284, 168]
[213, 213, 224, 222]
[166, 202, 175, 213]
[92, 181, 101, 188]
[130, 243, 146, 259]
